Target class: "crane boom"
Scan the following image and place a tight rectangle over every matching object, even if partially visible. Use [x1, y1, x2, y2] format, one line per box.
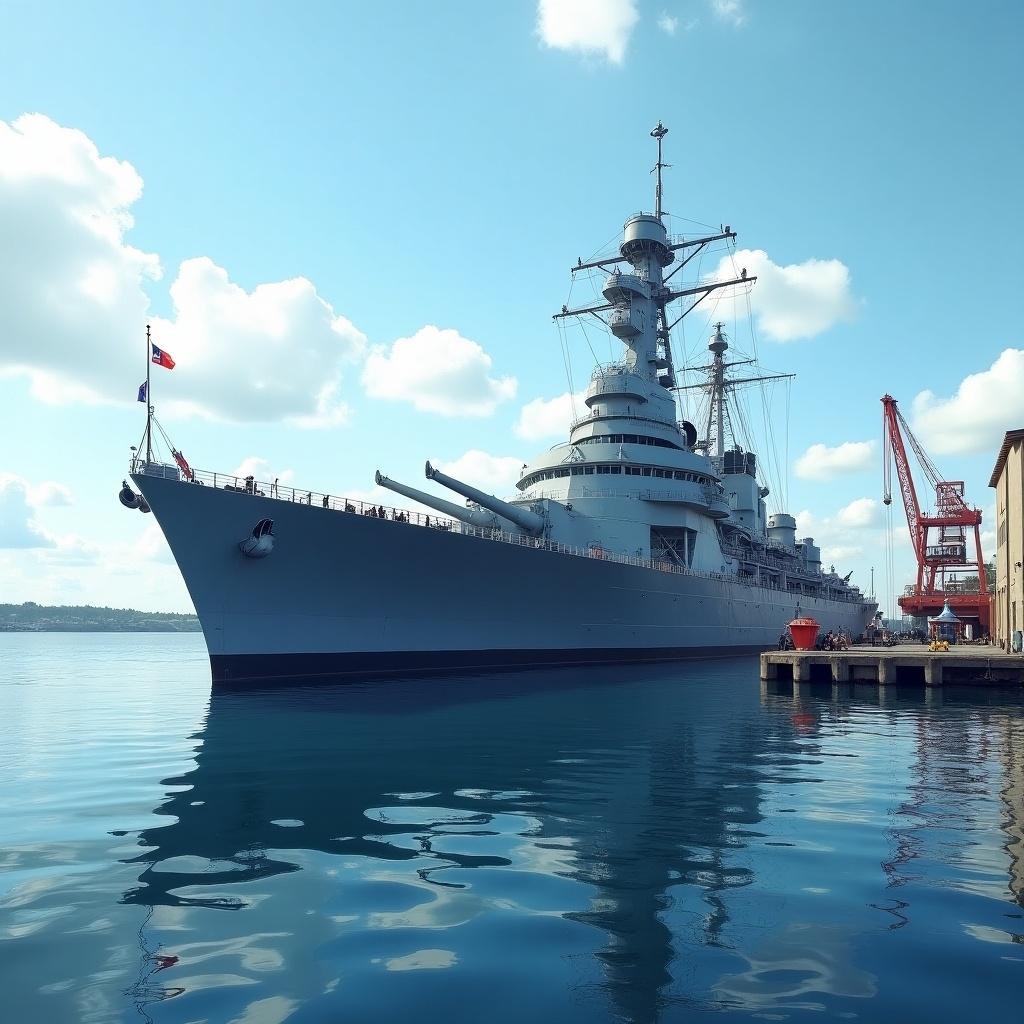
[879, 393, 991, 633]
[882, 395, 923, 563]
[892, 403, 942, 489]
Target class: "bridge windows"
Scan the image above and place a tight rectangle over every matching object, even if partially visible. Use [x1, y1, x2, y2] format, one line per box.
[576, 433, 682, 450]
[520, 463, 717, 488]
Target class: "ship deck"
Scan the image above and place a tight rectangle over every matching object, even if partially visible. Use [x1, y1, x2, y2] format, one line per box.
[134, 461, 870, 604]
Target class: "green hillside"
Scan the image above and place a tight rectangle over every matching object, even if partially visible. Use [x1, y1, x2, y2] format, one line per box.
[0, 602, 200, 632]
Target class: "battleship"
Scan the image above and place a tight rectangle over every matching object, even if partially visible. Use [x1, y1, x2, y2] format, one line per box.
[125, 123, 876, 684]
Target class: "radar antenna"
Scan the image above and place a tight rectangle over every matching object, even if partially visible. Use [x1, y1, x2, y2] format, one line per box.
[650, 121, 669, 219]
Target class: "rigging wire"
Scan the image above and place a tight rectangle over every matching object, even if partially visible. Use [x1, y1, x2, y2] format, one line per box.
[578, 318, 601, 370]
[784, 381, 791, 512]
[555, 320, 578, 421]
[731, 245, 790, 514]
[885, 502, 896, 626]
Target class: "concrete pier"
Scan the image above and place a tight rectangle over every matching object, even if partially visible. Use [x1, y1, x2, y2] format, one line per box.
[760, 644, 1024, 688]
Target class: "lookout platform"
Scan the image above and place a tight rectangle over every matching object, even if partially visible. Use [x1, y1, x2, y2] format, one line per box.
[760, 644, 1024, 687]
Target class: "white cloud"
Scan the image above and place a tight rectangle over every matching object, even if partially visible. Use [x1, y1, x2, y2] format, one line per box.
[657, 13, 679, 34]
[536, 0, 639, 64]
[794, 440, 874, 480]
[981, 529, 996, 556]
[0, 475, 55, 548]
[230, 457, 296, 487]
[0, 113, 365, 426]
[794, 507, 865, 565]
[711, 0, 746, 27]
[42, 532, 102, 567]
[0, 113, 160, 404]
[795, 498, 920, 610]
[796, 497, 894, 575]
[707, 249, 858, 342]
[0, 472, 73, 508]
[362, 325, 516, 417]
[150, 257, 365, 425]
[27, 481, 73, 506]
[514, 389, 587, 441]
[435, 450, 526, 495]
[0, 499, 196, 608]
[134, 521, 174, 564]
[819, 544, 861, 564]
[836, 497, 879, 529]
[911, 348, 1024, 456]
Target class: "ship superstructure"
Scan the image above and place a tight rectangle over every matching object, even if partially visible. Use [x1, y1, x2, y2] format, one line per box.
[127, 124, 875, 683]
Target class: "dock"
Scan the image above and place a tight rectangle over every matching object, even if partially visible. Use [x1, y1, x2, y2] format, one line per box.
[760, 644, 1024, 687]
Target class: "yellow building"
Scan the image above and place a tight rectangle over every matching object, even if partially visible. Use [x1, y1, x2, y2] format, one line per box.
[990, 429, 1024, 649]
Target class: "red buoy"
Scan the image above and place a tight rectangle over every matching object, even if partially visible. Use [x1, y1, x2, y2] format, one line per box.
[788, 616, 820, 651]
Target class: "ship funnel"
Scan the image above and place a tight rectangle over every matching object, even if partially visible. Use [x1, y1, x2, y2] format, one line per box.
[424, 462, 545, 536]
[374, 471, 500, 530]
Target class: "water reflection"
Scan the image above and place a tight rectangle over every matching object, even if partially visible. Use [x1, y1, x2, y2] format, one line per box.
[112, 667, 1024, 1023]
[120, 664, 782, 1021]
[712, 922, 877, 1011]
[9, 638, 1024, 1021]
[1000, 715, 1024, 908]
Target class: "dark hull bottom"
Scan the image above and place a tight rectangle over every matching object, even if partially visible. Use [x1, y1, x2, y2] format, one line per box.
[210, 645, 767, 686]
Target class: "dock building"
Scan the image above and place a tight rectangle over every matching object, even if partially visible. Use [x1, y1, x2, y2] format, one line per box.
[990, 429, 1024, 650]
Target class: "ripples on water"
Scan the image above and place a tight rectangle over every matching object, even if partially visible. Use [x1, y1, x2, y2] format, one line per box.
[2, 634, 1024, 1023]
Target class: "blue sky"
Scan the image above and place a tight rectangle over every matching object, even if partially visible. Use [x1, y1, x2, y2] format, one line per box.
[1, 0, 1022, 613]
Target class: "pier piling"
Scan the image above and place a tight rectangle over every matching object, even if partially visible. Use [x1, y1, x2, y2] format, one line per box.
[759, 645, 1023, 689]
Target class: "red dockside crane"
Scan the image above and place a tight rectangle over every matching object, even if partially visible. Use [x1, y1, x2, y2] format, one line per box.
[881, 394, 991, 633]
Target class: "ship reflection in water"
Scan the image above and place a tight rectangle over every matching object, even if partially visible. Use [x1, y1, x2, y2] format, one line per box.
[113, 662, 1024, 1023]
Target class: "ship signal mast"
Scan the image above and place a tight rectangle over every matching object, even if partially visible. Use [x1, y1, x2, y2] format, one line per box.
[651, 120, 669, 219]
[676, 323, 794, 468]
[554, 122, 755, 393]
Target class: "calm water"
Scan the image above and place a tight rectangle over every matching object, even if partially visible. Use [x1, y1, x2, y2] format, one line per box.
[2, 635, 1024, 1023]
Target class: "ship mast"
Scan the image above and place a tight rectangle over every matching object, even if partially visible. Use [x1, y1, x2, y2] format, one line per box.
[651, 121, 669, 219]
[711, 324, 728, 464]
[555, 123, 756, 397]
[678, 323, 794, 468]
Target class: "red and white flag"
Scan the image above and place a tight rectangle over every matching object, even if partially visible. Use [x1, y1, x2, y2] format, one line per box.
[151, 344, 175, 370]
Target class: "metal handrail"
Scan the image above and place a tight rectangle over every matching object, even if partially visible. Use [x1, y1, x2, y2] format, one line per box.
[135, 462, 462, 531]
[590, 361, 632, 379]
[132, 460, 869, 602]
[568, 410, 696, 437]
[586, 375, 649, 398]
[503, 485, 728, 512]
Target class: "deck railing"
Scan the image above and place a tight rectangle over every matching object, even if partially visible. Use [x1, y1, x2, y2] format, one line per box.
[567, 410, 689, 434]
[133, 460, 868, 603]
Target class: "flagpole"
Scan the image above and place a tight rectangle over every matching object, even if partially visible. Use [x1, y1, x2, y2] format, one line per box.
[145, 324, 153, 464]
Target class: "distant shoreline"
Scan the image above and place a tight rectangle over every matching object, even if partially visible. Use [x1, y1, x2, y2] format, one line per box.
[1, 627, 201, 633]
[1, 603, 200, 633]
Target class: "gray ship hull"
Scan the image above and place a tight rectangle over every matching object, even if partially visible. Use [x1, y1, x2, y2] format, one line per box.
[135, 475, 877, 685]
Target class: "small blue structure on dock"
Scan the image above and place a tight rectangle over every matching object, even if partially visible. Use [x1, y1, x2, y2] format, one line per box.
[929, 600, 962, 642]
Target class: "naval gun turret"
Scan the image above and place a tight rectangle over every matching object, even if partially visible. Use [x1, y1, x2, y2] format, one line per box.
[375, 471, 502, 530]
[425, 462, 545, 536]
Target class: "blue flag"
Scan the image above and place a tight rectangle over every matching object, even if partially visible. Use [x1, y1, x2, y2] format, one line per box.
[137, 381, 148, 403]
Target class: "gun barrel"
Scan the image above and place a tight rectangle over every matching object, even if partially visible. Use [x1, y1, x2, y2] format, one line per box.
[375, 471, 500, 530]
[424, 462, 544, 535]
